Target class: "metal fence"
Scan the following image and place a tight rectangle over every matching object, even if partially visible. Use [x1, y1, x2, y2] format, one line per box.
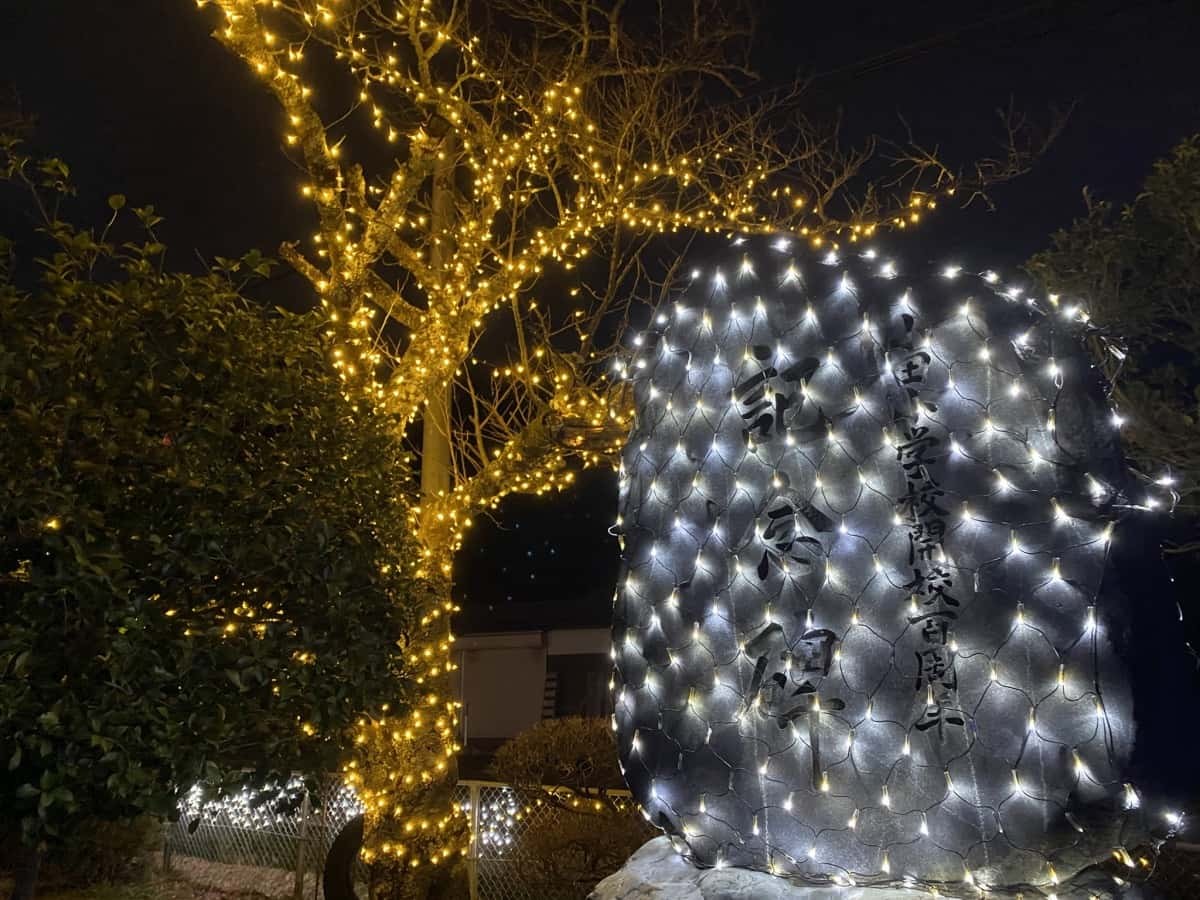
[457, 781, 649, 900]
[164, 776, 364, 899]
[165, 778, 642, 900]
[456, 781, 588, 900]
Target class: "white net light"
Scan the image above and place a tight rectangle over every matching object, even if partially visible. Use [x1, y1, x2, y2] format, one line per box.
[178, 777, 312, 831]
[474, 786, 521, 855]
[612, 237, 1180, 894]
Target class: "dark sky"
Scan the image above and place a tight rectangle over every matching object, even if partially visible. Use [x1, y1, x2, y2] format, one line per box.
[1, 0, 1197, 626]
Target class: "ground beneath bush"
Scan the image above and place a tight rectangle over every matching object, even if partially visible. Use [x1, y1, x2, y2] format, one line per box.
[0, 863, 289, 900]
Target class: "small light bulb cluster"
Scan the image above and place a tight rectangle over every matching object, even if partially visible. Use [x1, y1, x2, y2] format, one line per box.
[461, 787, 521, 855]
[177, 778, 362, 836]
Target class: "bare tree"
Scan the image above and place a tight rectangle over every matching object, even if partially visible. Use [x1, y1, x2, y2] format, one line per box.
[195, 0, 1055, 872]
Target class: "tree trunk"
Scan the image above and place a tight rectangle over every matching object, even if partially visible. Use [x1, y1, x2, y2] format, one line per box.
[9, 844, 42, 900]
[420, 386, 452, 515]
[420, 138, 456, 526]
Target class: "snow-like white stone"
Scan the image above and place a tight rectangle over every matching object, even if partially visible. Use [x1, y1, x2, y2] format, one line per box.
[589, 838, 937, 900]
[589, 838, 1152, 900]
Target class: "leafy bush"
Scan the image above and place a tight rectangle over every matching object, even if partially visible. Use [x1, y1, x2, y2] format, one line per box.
[494, 716, 624, 796]
[1, 817, 157, 888]
[518, 808, 653, 899]
[494, 718, 654, 896]
[53, 818, 159, 886]
[0, 137, 427, 892]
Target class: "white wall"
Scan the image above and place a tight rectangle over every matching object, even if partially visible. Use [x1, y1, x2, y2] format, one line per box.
[455, 628, 615, 742]
[546, 627, 609, 656]
[456, 632, 546, 741]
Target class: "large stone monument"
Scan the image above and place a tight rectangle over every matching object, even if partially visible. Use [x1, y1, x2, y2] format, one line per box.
[608, 237, 1185, 896]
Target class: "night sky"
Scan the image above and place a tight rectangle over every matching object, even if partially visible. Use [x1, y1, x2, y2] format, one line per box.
[2, 0, 1197, 630]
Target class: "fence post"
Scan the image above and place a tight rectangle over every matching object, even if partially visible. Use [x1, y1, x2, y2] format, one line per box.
[161, 820, 173, 873]
[293, 789, 312, 900]
[314, 780, 330, 900]
[468, 782, 481, 900]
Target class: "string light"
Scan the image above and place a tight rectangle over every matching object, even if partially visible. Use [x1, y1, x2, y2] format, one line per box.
[194, 0, 1185, 878]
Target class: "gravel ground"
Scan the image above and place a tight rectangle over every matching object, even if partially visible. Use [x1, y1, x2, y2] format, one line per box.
[165, 857, 297, 899]
[0, 856, 308, 900]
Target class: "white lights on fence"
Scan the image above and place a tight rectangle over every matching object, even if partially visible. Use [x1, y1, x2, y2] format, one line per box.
[175, 778, 365, 850]
[474, 787, 520, 855]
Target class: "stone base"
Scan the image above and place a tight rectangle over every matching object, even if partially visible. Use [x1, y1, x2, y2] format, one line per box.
[588, 838, 936, 900]
[588, 837, 1156, 900]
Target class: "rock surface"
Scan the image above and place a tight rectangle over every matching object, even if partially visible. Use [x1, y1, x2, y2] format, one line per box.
[589, 838, 1156, 900]
[588, 838, 937, 900]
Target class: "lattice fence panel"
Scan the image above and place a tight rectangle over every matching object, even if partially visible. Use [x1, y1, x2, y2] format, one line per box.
[462, 782, 648, 900]
[167, 778, 646, 899]
[478, 784, 543, 900]
[165, 775, 364, 894]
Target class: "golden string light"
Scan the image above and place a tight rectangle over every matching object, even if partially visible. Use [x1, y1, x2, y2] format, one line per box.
[195, 0, 1025, 869]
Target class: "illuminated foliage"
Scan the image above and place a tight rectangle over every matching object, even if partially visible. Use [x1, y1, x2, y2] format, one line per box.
[1028, 134, 1200, 537]
[0, 140, 425, 869]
